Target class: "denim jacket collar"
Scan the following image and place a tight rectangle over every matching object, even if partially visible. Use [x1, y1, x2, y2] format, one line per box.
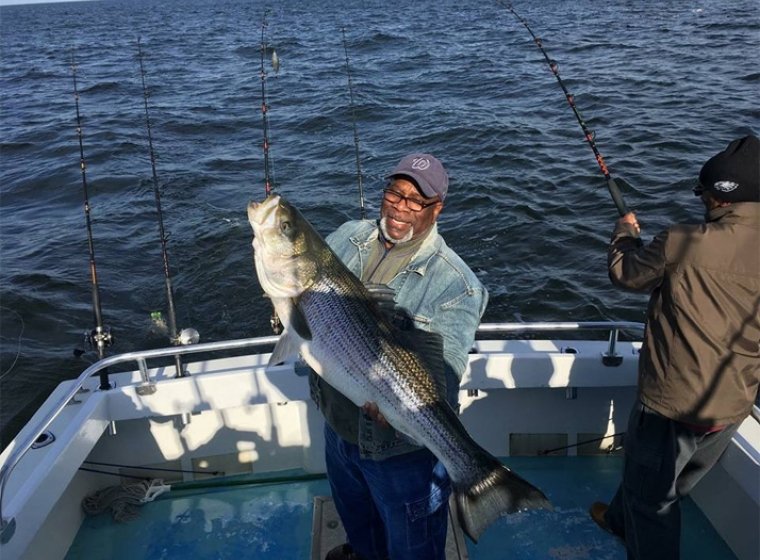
[349, 221, 442, 277]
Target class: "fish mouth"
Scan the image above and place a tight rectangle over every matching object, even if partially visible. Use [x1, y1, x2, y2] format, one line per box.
[247, 195, 281, 227]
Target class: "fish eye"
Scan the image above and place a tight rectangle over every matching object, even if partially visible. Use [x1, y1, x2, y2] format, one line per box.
[280, 221, 292, 234]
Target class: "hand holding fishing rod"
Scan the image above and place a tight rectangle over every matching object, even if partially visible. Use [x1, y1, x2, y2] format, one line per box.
[70, 58, 113, 391]
[504, 4, 638, 236]
[136, 38, 199, 377]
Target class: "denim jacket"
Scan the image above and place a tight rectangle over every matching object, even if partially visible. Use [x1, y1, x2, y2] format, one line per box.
[309, 219, 488, 460]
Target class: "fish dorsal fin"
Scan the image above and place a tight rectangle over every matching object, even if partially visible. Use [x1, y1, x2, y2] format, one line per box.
[363, 282, 400, 327]
[364, 283, 396, 311]
[395, 325, 447, 398]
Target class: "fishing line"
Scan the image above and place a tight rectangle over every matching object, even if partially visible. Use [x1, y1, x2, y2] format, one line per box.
[83, 460, 223, 476]
[259, 10, 279, 196]
[70, 56, 114, 390]
[504, 4, 636, 227]
[79, 467, 152, 481]
[538, 432, 625, 456]
[136, 38, 192, 378]
[0, 306, 24, 381]
[341, 27, 366, 220]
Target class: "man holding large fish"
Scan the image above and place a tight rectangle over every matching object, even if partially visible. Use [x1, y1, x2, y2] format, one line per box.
[248, 154, 551, 560]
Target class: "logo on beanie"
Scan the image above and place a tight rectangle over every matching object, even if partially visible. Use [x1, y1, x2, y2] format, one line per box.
[411, 157, 431, 171]
[713, 180, 739, 193]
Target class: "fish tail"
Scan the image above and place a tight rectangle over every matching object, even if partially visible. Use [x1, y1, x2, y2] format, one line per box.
[454, 458, 552, 543]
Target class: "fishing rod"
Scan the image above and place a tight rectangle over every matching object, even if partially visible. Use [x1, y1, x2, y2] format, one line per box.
[259, 10, 279, 196]
[259, 11, 283, 334]
[71, 59, 113, 391]
[341, 27, 366, 220]
[136, 38, 198, 377]
[79, 465, 325, 488]
[504, 4, 636, 226]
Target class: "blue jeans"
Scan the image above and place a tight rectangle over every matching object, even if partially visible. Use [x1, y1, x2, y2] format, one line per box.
[324, 424, 451, 560]
[605, 402, 740, 560]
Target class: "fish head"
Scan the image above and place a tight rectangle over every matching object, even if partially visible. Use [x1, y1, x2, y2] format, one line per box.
[248, 194, 320, 299]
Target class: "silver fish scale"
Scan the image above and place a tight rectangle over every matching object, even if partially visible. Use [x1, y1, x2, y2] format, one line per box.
[299, 269, 485, 484]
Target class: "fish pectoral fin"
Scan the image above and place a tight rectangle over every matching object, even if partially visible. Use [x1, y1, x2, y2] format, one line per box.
[268, 330, 302, 367]
[289, 299, 313, 341]
[399, 328, 444, 369]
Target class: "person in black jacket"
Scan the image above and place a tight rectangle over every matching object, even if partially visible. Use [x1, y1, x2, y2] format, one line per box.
[590, 134, 760, 560]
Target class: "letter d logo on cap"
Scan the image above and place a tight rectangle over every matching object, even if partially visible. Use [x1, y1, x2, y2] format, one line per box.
[411, 157, 431, 171]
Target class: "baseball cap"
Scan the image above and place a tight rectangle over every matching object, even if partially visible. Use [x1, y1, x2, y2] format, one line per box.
[386, 153, 449, 201]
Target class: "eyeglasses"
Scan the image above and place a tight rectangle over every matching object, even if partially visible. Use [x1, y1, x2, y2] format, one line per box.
[693, 184, 705, 197]
[382, 188, 440, 212]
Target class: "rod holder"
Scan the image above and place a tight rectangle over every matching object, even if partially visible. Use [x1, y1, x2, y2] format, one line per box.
[602, 328, 623, 366]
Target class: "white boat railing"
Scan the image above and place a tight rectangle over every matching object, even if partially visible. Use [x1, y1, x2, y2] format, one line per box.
[0, 320, 644, 544]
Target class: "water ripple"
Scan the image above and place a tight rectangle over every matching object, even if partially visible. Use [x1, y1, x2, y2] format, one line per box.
[0, 0, 758, 445]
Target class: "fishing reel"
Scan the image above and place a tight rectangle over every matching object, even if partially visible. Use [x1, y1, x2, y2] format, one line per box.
[150, 311, 199, 346]
[174, 328, 200, 346]
[83, 326, 114, 352]
[74, 326, 114, 363]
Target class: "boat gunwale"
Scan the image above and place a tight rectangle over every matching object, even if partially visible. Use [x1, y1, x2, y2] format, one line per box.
[0, 321, 645, 544]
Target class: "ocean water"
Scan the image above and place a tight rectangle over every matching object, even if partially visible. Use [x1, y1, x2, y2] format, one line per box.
[1, 0, 758, 446]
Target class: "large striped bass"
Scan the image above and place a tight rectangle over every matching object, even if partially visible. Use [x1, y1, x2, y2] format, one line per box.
[247, 194, 551, 542]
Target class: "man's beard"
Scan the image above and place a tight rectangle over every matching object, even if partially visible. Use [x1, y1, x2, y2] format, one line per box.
[380, 216, 414, 244]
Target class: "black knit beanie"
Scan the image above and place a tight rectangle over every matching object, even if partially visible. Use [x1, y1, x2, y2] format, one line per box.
[698, 134, 760, 203]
